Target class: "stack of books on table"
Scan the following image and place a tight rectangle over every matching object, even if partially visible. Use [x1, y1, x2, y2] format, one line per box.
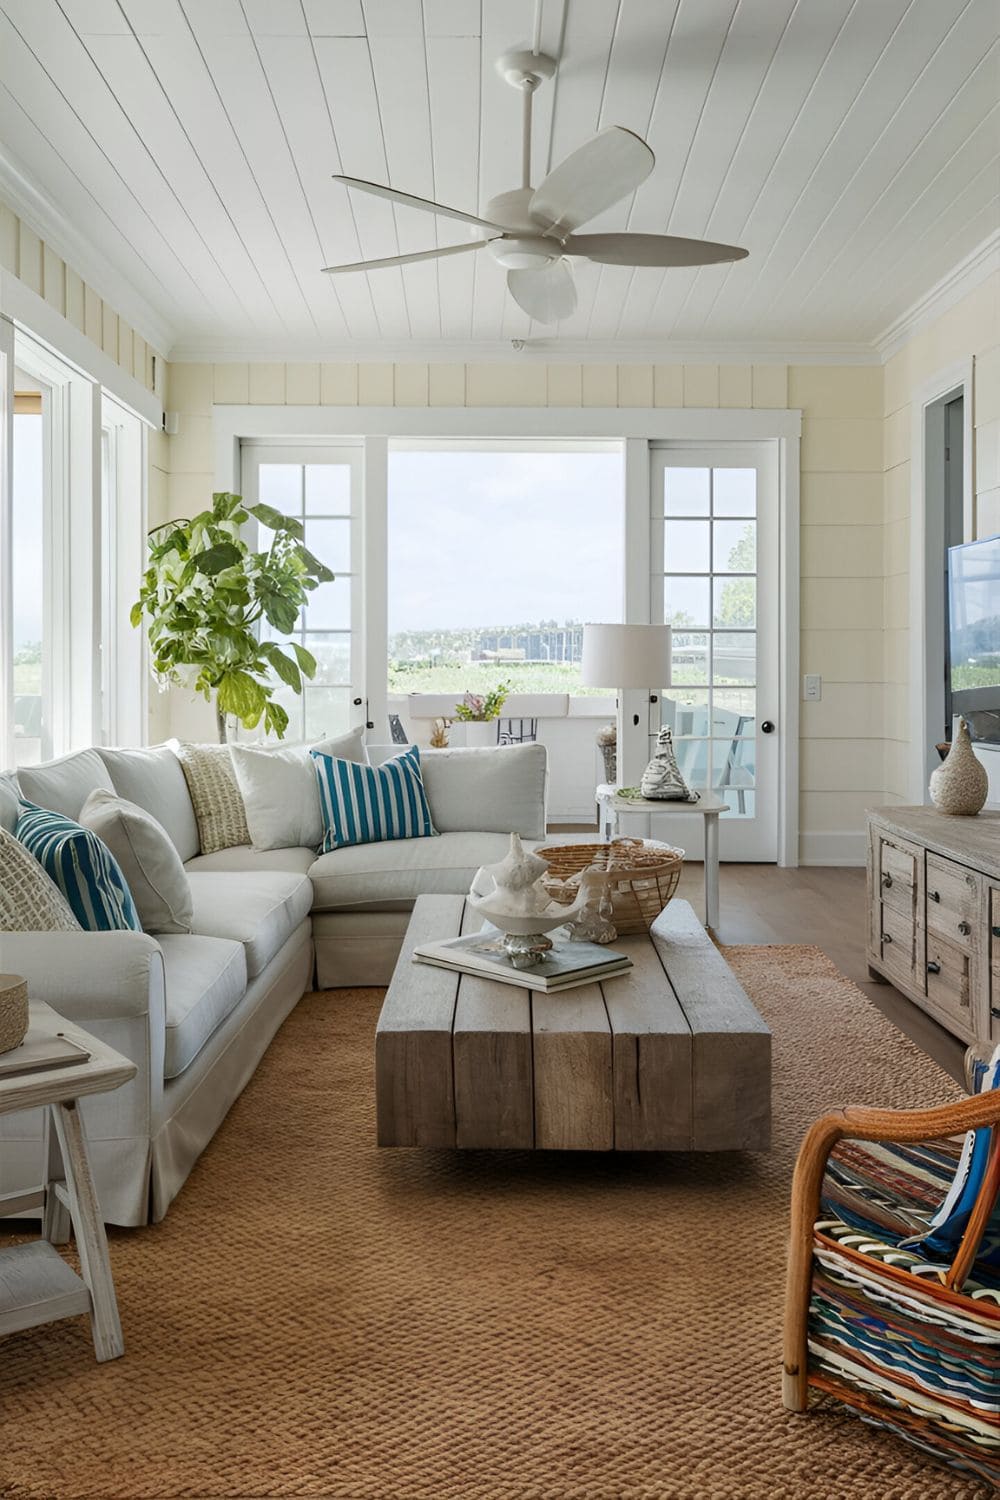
[412, 932, 632, 992]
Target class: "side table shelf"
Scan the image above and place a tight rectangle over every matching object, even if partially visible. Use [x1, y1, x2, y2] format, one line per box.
[0, 999, 137, 1362]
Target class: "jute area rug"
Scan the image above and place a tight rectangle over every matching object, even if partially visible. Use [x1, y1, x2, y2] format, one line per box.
[1, 946, 990, 1500]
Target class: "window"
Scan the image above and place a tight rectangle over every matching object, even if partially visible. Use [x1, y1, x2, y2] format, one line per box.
[1, 327, 147, 764]
[11, 387, 45, 763]
[386, 442, 624, 700]
[242, 445, 362, 742]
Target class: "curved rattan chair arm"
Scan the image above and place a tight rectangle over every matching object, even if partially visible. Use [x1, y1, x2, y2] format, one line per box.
[782, 1091, 1000, 1413]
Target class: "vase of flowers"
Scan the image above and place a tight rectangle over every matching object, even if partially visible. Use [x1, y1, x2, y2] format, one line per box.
[454, 681, 511, 747]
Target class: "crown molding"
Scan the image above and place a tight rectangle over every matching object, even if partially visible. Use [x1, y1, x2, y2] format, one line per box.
[167, 334, 881, 366]
[0, 147, 176, 357]
[874, 230, 1000, 363]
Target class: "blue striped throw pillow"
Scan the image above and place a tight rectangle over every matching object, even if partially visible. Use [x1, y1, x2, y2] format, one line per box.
[311, 744, 437, 853]
[16, 801, 142, 933]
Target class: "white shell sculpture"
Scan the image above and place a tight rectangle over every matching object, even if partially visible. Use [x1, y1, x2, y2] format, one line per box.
[468, 833, 598, 966]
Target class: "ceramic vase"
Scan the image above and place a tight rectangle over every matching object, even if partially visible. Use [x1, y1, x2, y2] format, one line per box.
[462, 721, 498, 748]
[929, 716, 988, 816]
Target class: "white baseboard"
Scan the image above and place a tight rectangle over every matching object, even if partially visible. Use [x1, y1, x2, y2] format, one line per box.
[799, 830, 867, 867]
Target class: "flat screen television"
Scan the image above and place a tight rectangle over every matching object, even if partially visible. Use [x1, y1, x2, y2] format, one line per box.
[948, 534, 1000, 742]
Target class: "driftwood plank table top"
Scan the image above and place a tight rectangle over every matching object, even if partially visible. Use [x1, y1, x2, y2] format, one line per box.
[375, 896, 771, 1152]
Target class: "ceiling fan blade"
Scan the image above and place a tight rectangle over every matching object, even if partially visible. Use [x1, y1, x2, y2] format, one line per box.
[507, 261, 577, 324]
[332, 175, 505, 233]
[322, 241, 488, 274]
[529, 127, 655, 235]
[563, 232, 748, 267]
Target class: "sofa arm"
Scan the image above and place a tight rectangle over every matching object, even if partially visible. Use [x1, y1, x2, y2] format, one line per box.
[0, 930, 165, 1022]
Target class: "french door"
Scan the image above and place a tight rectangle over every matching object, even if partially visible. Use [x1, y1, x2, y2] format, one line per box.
[241, 443, 363, 743]
[650, 443, 779, 862]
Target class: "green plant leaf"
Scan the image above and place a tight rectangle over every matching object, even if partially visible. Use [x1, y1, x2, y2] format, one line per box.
[129, 600, 144, 629]
[259, 640, 302, 693]
[248, 502, 305, 540]
[298, 545, 335, 584]
[263, 700, 290, 739]
[290, 642, 317, 678]
[191, 541, 243, 576]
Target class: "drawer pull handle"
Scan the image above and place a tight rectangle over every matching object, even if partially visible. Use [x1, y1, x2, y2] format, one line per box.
[883, 933, 893, 944]
[993, 926, 1000, 938]
[929, 890, 940, 902]
[882, 873, 893, 889]
[958, 920, 972, 937]
[926, 961, 941, 974]
[993, 1007, 1000, 1020]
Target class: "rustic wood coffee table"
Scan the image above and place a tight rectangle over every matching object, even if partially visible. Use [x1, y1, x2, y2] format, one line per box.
[375, 895, 770, 1152]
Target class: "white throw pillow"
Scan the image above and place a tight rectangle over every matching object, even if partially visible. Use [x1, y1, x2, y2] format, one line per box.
[229, 727, 368, 852]
[418, 743, 548, 839]
[80, 788, 194, 935]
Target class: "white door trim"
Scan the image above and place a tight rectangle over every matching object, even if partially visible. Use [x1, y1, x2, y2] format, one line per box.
[907, 358, 974, 801]
[216, 405, 800, 864]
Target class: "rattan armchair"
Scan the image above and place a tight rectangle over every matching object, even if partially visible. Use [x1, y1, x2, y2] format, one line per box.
[783, 1081, 1000, 1484]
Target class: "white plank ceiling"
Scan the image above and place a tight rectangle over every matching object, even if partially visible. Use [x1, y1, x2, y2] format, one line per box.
[0, 0, 996, 353]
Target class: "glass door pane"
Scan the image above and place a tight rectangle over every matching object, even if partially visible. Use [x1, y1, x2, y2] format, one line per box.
[243, 445, 361, 742]
[654, 445, 778, 862]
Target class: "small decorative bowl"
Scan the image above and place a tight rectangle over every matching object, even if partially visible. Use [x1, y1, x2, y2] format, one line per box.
[0, 974, 29, 1055]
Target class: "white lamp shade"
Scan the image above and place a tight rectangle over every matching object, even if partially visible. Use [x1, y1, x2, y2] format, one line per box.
[580, 623, 672, 689]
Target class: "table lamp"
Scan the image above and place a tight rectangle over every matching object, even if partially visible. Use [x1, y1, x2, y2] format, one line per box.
[581, 623, 672, 788]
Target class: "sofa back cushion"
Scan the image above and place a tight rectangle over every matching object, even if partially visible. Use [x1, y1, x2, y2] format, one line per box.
[16, 748, 115, 820]
[98, 746, 200, 863]
[0, 774, 19, 835]
[370, 743, 547, 839]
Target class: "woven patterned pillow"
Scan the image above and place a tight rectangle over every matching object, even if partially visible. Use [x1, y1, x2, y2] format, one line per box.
[172, 743, 251, 854]
[16, 802, 141, 932]
[311, 744, 437, 853]
[0, 826, 81, 932]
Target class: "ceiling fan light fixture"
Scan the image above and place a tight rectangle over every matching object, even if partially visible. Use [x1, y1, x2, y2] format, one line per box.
[487, 236, 562, 271]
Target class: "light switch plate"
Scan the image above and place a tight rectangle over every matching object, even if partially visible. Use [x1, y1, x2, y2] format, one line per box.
[803, 674, 822, 702]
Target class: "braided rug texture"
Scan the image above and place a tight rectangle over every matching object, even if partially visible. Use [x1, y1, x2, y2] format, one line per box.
[0, 945, 990, 1500]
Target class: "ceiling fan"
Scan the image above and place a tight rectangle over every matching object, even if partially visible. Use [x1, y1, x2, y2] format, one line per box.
[322, 47, 748, 324]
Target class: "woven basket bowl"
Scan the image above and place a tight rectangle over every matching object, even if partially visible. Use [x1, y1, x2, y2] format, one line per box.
[0, 974, 29, 1055]
[537, 837, 684, 936]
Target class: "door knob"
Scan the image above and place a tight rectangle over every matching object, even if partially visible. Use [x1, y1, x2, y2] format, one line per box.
[761, 720, 775, 734]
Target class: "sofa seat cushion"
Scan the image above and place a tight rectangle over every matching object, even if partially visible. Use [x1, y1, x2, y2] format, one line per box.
[184, 845, 318, 876]
[310, 831, 538, 912]
[158, 934, 247, 1080]
[185, 871, 313, 977]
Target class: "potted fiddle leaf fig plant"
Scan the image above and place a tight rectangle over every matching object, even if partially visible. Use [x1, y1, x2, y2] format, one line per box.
[131, 490, 333, 741]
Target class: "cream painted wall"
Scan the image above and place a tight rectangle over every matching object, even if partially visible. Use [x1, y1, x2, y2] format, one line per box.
[882, 274, 1000, 804]
[159, 357, 885, 860]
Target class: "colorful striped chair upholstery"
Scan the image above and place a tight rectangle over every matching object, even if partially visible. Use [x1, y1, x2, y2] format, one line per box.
[783, 1055, 1000, 1485]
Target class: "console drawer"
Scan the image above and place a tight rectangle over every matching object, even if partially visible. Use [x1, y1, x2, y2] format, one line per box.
[880, 900, 917, 986]
[926, 854, 979, 954]
[925, 935, 973, 1037]
[877, 835, 919, 917]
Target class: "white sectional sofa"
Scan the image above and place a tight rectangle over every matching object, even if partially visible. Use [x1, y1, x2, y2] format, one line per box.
[0, 740, 547, 1225]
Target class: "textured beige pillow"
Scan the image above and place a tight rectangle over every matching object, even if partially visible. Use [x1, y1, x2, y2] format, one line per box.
[80, 789, 194, 934]
[172, 742, 251, 855]
[0, 827, 81, 931]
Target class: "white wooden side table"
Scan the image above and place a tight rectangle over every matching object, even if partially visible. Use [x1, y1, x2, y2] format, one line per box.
[595, 783, 728, 931]
[0, 998, 136, 1362]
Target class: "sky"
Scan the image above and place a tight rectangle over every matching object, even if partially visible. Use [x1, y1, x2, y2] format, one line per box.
[386, 448, 624, 633]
